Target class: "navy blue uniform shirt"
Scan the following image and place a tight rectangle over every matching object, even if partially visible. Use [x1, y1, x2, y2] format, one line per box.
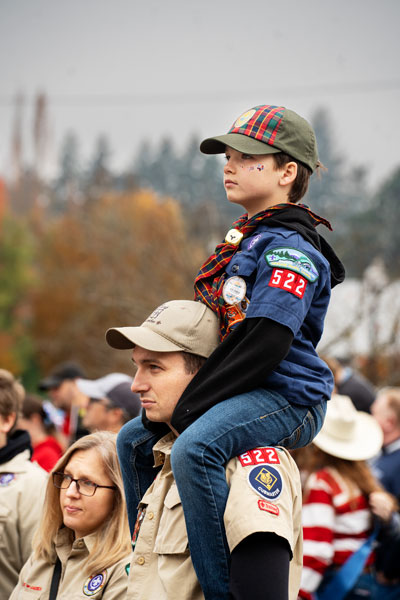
[224, 224, 333, 406]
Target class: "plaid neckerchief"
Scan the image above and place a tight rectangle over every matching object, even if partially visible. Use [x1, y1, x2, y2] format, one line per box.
[194, 203, 331, 340]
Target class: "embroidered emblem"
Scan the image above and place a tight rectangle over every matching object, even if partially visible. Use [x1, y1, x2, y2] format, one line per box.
[225, 304, 246, 330]
[268, 268, 307, 298]
[265, 247, 318, 282]
[83, 571, 107, 596]
[248, 234, 262, 250]
[239, 447, 280, 467]
[234, 109, 256, 128]
[223, 276, 247, 305]
[258, 499, 280, 515]
[248, 465, 283, 501]
[132, 508, 146, 550]
[0, 473, 15, 486]
[22, 582, 42, 591]
[225, 229, 243, 246]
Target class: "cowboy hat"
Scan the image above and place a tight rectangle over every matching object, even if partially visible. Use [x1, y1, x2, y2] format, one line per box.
[313, 394, 383, 461]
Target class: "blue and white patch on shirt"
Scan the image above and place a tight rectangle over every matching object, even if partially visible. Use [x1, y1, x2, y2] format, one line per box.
[265, 247, 319, 282]
[247, 465, 283, 501]
[0, 473, 16, 486]
[83, 571, 107, 596]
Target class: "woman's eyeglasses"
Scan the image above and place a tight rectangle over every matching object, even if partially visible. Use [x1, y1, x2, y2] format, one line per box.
[52, 472, 116, 497]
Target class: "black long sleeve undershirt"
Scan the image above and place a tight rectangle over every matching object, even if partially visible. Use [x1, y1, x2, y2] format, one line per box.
[229, 532, 291, 600]
[170, 316, 294, 433]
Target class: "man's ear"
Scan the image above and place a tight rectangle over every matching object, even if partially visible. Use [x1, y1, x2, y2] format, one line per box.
[0, 412, 17, 434]
[279, 161, 297, 187]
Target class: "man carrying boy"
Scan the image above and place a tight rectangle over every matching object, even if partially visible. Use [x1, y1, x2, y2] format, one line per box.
[117, 105, 345, 599]
[0, 369, 48, 600]
[107, 300, 303, 600]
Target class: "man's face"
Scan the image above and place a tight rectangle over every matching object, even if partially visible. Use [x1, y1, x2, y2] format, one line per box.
[48, 380, 76, 410]
[371, 393, 393, 435]
[131, 347, 196, 426]
[82, 399, 110, 433]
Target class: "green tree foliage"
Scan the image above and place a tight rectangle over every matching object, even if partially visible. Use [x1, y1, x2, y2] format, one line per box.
[306, 108, 372, 277]
[84, 134, 114, 202]
[0, 211, 34, 374]
[374, 166, 400, 277]
[53, 131, 83, 211]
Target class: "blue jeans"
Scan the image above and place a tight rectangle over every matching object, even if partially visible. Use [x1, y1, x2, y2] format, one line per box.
[117, 390, 326, 600]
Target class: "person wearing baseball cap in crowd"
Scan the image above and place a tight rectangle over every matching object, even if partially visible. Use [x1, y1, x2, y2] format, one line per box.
[38, 362, 90, 444]
[107, 300, 303, 600]
[298, 394, 399, 600]
[77, 373, 141, 434]
[116, 106, 345, 600]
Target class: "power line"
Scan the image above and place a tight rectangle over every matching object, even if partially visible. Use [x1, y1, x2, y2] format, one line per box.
[0, 79, 399, 107]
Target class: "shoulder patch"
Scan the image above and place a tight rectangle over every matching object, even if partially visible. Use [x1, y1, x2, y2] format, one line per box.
[265, 247, 319, 282]
[83, 571, 107, 596]
[239, 447, 280, 467]
[0, 473, 16, 486]
[247, 465, 283, 501]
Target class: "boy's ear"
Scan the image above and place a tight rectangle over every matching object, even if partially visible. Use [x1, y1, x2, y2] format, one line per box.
[279, 161, 298, 187]
[0, 412, 17, 434]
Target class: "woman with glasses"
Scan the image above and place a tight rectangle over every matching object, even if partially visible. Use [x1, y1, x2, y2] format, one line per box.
[10, 431, 132, 599]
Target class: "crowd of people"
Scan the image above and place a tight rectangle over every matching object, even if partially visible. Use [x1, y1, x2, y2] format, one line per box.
[2, 335, 400, 599]
[2, 104, 400, 599]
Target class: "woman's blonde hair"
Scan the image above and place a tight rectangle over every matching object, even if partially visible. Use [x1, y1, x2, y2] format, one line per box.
[33, 431, 131, 575]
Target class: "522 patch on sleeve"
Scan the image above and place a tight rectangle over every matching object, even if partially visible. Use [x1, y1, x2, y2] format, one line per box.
[268, 268, 307, 298]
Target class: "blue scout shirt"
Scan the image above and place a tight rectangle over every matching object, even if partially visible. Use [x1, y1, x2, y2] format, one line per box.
[224, 224, 333, 406]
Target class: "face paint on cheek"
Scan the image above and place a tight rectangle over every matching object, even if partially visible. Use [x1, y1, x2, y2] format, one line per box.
[257, 165, 264, 171]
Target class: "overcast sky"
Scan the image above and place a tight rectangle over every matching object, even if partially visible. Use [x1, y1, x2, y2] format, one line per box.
[1, 0, 399, 190]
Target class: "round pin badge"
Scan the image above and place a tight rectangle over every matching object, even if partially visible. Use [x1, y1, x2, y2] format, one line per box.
[247, 465, 283, 501]
[223, 276, 247, 305]
[234, 109, 256, 128]
[83, 571, 107, 596]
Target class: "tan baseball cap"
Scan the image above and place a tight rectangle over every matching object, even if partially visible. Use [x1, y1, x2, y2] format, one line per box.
[106, 300, 219, 358]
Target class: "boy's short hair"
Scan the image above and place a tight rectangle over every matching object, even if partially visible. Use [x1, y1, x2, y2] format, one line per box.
[272, 152, 311, 204]
[0, 369, 25, 433]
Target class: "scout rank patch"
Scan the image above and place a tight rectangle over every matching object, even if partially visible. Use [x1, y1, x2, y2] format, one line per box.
[83, 571, 107, 596]
[0, 473, 16, 486]
[247, 465, 283, 501]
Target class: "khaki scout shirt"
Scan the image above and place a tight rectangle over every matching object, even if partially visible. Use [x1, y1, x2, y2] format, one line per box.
[127, 433, 303, 600]
[0, 449, 48, 600]
[10, 528, 132, 600]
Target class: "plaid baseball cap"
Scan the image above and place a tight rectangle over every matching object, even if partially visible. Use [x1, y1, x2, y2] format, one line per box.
[106, 300, 219, 358]
[200, 105, 319, 172]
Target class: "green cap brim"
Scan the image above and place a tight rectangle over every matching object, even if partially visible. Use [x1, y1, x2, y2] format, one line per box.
[200, 133, 282, 156]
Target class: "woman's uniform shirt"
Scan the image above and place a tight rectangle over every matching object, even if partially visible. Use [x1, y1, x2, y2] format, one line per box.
[299, 467, 373, 599]
[10, 529, 131, 600]
[0, 449, 47, 600]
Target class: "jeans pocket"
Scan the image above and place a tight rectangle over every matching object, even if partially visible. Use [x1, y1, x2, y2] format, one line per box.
[279, 409, 315, 449]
